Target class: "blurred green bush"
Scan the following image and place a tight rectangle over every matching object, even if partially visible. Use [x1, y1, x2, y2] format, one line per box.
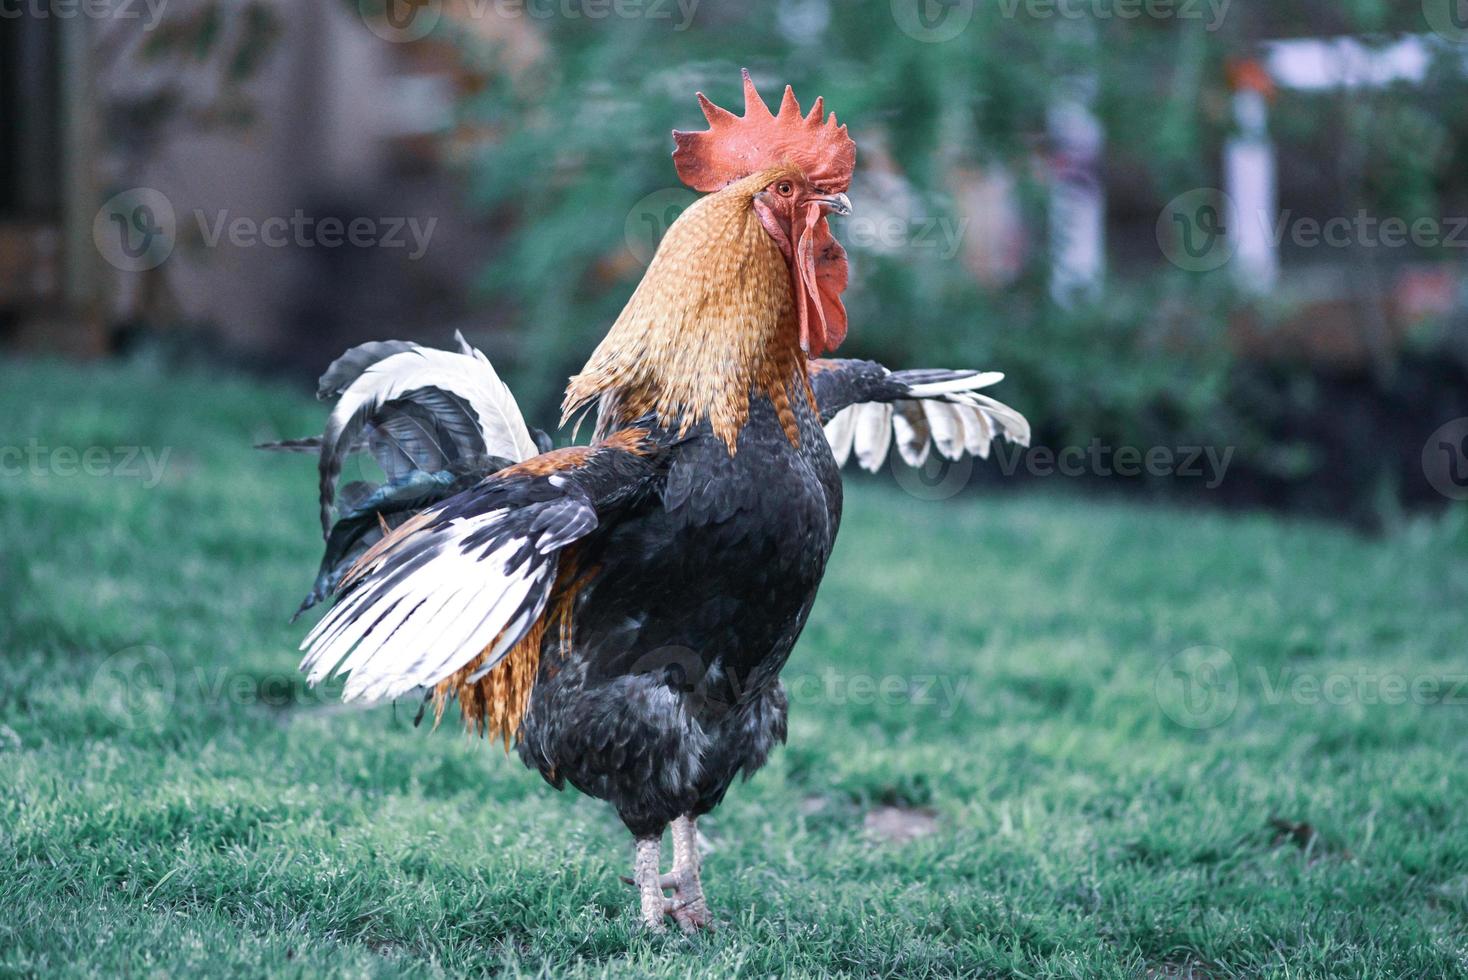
[445, 1, 1468, 522]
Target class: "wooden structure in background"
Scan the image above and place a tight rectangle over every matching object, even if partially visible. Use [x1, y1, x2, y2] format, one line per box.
[0, 14, 103, 355]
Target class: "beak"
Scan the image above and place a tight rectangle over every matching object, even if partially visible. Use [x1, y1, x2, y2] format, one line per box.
[812, 192, 852, 217]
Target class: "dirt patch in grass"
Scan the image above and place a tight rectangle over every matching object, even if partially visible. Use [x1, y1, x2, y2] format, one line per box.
[863, 806, 939, 843]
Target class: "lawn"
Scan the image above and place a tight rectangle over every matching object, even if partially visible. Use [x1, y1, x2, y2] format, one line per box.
[2, 358, 1467, 978]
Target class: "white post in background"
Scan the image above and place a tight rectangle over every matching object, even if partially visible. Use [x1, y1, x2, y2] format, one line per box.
[1047, 25, 1105, 308]
[1225, 61, 1279, 295]
[1047, 82, 1105, 306]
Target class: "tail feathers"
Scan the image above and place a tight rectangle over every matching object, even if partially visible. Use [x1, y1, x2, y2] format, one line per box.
[316, 340, 421, 400]
[256, 437, 323, 453]
[265, 335, 546, 625]
[316, 340, 539, 535]
[293, 468, 490, 620]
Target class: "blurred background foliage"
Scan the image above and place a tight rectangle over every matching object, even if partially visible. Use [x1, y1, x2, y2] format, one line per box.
[445, 1, 1468, 524]
[6, 0, 1468, 525]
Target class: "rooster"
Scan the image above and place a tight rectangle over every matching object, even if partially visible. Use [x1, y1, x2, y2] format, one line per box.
[265, 71, 1029, 933]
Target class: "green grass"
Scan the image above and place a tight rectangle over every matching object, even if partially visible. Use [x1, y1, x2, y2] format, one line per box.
[2, 358, 1467, 978]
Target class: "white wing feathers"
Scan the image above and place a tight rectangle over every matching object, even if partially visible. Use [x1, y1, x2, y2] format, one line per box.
[299, 509, 554, 703]
[825, 371, 1031, 473]
[852, 401, 894, 473]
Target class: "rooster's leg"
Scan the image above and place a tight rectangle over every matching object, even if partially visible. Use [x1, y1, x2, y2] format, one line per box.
[666, 814, 711, 932]
[633, 834, 667, 933]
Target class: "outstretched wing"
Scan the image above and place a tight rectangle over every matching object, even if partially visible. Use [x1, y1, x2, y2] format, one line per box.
[810, 358, 1030, 473]
[299, 430, 662, 704]
[259, 333, 553, 618]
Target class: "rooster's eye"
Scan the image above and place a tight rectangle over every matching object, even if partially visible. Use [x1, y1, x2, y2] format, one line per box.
[776, 181, 793, 196]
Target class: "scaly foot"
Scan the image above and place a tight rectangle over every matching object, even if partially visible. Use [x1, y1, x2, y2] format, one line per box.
[626, 819, 712, 934]
[667, 814, 711, 932]
[633, 835, 666, 933]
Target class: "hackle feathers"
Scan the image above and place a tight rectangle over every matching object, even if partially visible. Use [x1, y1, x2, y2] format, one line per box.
[562, 169, 811, 451]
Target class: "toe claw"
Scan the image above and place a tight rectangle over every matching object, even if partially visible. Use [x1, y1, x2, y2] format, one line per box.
[665, 890, 713, 933]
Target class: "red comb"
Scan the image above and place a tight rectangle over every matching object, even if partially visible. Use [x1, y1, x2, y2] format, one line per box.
[673, 69, 856, 194]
